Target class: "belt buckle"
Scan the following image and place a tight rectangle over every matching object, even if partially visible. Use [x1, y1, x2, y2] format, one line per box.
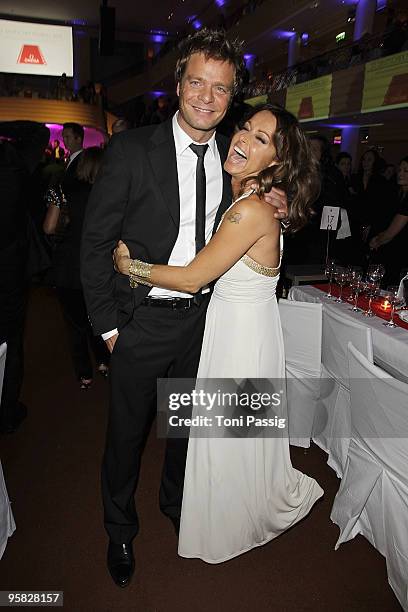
[172, 299, 179, 310]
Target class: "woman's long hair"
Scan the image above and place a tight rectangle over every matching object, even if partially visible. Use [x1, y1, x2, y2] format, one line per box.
[239, 103, 320, 233]
[357, 148, 383, 177]
[76, 146, 104, 184]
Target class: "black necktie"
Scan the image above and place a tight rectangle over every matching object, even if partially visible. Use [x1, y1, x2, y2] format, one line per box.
[189, 143, 209, 255]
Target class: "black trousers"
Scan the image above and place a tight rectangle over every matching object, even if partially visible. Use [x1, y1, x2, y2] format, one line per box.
[56, 287, 109, 380]
[103, 296, 210, 544]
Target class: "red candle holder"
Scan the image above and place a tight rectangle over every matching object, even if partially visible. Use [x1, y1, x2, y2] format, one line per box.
[381, 299, 391, 312]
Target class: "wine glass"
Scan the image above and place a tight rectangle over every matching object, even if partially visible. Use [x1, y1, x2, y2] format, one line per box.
[324, 259, 337, 299]
[347, 266, 363, 303]
[383, 286, 405, 328]
[333, 269, 349, 303]
[367, 263, 385, 284]
[350, 278, 364, 312]
[362, 269, 381, 317]
[362, 279, 379, 317]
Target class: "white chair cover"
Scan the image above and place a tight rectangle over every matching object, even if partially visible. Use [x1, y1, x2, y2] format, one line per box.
[331, 343, 408, 611]
[313, 305, 373, 477]
[0, 462, 16, 560]
[279, 300, 322, 448]
[0, 343, 16, 560]
[0, 342, 6, 403]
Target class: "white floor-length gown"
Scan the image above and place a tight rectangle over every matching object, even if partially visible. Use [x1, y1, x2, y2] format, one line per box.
[178, 192, 324, 564]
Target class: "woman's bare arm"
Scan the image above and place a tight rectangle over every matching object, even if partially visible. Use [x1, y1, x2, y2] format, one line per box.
[115, 198, 280, 293]
[370, 214, 408, 249]
[43, 204, 60, 235]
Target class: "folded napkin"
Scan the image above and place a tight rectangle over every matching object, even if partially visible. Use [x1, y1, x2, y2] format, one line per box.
[397, 274, 408, 301]
[336, 208, 352, 240]
[398, 310, 408, 323]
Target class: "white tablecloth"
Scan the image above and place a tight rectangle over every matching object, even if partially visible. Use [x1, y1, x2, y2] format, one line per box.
[0, 461, 15, 560]
[289, 285, 408, 384]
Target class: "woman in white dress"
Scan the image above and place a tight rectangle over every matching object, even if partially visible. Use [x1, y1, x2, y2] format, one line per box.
[114, 103, 324, 563]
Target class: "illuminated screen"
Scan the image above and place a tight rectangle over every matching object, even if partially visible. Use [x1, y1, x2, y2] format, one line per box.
[362, 51, 408, 113]
[286, 75, 332, 122]
[0, 19, 73, 77]
[244, 95, 267, 106]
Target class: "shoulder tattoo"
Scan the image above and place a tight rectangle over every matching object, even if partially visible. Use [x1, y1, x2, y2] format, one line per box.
[227, 212, 242, 224]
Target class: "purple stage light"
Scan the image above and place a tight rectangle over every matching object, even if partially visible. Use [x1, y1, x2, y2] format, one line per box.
[45, 124, 106, 148]
[324, 124, 357, 129]
[274, 29, 297, 40]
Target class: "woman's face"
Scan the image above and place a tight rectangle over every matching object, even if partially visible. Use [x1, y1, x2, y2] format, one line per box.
[384, 165, 395, 181]
[362, 151, 375, 172]
[397, 161, 408, 190]
[310, 139, 323, 162]
[337, 157, 351, 177]
[224, 110, 277, 180]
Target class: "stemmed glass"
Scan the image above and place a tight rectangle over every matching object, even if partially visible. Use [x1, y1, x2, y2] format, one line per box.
[362, 280, 379, 317]
[370, 263, 385, 279]
[334, 269, 349, 303]
[349, 279, 364, 312]
[383, 286, 405, 328]
[324, 259, 337, 299]
[347, 266, 363, 303]
[367, 263, 385, 285]
[362, 268, 381, 317]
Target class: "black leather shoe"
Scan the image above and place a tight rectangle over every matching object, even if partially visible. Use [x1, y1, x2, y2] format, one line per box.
[107, 541, 135, 588]
[170, 516, 180, 536]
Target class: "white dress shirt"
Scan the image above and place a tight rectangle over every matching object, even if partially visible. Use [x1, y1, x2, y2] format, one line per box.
[66, 149, 82, 168]
[102, 112, 223, 341]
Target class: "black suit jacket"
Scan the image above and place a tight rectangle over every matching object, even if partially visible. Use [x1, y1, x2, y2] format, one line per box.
[81, 119, 232, 336]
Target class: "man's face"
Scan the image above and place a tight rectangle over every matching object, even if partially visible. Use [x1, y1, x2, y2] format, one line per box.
[177, 52, 235, 140]
[62, 128, 82, 153]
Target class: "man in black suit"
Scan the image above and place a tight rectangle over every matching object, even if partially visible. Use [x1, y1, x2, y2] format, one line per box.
[46, 123, 108, 387]
[81, 29, 288, 587]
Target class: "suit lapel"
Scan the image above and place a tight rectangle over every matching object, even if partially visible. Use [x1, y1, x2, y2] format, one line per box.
[213, 133, 232, 234]
[147, 120, 180, 228]
[146, 124, 231, 233]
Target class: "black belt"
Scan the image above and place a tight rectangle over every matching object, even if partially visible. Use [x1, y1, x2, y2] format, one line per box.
[141, 296, 204, 309]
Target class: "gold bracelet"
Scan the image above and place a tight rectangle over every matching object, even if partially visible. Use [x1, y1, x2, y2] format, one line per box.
[128, 259, 153, 288]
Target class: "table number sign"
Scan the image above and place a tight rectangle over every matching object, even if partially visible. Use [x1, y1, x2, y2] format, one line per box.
[320, 206, 340, 231]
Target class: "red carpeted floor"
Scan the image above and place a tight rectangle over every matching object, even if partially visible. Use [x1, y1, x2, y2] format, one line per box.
[0, 287, 401, 611]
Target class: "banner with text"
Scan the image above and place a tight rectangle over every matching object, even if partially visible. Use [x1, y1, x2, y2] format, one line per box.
[362, 51, 408, 113]
[285, 74, 332, 122]
[244, 95, 268, 107]
[0, 19, 73, 77]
